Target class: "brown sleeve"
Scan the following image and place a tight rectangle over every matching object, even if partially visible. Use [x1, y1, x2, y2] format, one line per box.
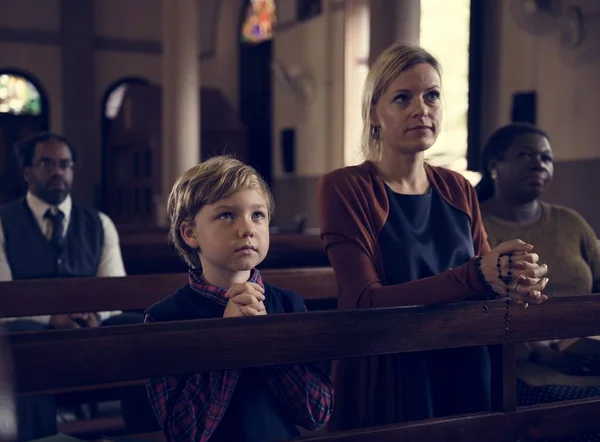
[318, 172, 492, 310]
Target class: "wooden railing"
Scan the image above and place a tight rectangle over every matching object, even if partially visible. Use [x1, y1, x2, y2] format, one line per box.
[8, 294, 600, 441]
[0, 267, 337, 318]
[116, 231, 329, 274]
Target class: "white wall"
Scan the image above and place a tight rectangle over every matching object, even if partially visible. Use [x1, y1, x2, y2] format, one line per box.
[93, 0, 220, 57]
[272, 5, 345, 178]
[93, 0, 241, 112]
[93, 0, 161, 41]
[488, 0, 600, 162]
[201, 0, 243, 113]
[0, 0, 59, 31]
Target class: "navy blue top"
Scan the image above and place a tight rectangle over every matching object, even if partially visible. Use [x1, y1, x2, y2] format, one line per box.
[145, 283, 304, 442]
[380, 185, 474, 285]
[378, 184, 491, 420]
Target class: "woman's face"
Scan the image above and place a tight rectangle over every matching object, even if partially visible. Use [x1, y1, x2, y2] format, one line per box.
[491, 133, 554, 203]
[371, 62, 442, 156]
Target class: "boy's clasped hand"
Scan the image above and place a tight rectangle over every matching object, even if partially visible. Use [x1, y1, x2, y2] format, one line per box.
[223, 282, 267, 318]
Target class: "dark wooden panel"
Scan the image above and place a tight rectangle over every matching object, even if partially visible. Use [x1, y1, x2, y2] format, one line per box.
[118, 232, 329, 274]
[117, 230, 322, 250]
[76, 398, 600, 442]
[302, 398, 600, 441]
[10, 295, 600, 394]
[490, 343, 517, 413]
[0, 267, 336, 318]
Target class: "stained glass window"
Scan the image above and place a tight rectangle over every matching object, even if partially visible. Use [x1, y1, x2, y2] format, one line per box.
[241, 0, 276, 44]
[0, 74, 41, 116]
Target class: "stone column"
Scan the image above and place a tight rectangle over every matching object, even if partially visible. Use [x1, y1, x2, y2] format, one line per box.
[369, 0, 420, 65]
[158, 0, 200, 225]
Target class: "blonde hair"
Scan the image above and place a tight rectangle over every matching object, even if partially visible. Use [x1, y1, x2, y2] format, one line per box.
[361, 43, 442, 161]
[167, 155, 274, 268]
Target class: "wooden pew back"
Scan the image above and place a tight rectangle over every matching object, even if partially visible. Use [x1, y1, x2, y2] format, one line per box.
[8, 295, 600, 441]
[117, 231, 329, 274]
[0, 267, 337, 318]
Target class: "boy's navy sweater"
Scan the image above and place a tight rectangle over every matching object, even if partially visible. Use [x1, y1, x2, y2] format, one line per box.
[145, 282, 306, 442]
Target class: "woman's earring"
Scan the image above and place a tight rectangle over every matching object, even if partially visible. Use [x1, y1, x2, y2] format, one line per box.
[371, 125, 380, 139]
[490, 169, 498, 180]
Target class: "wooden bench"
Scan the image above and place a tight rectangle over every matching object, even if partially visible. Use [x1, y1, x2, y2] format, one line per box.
[0, 267, 337, 319]
[0, 267, 337, 438]
[118, 231, 329, 274]
[9, 294, 600, 441]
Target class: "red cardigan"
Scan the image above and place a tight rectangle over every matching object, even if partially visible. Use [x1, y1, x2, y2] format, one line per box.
[317, 161, 492, 429]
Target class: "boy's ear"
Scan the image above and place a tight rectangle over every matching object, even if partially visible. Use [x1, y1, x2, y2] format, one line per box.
[180, 220, 199, 249]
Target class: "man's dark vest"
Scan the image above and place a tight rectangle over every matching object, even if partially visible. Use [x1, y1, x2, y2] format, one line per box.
[0, 198, 103, 279]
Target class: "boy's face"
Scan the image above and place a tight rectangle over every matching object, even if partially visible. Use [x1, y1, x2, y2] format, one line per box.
[181, 188, 270, 285]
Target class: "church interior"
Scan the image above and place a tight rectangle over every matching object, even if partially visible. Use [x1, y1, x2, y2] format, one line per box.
[1, 0, 600, 441]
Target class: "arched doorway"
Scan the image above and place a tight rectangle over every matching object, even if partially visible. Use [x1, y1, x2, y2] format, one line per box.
[100, 77, 150, 211]
[239, 0, 275, 186]
[0, 69, 49, 203]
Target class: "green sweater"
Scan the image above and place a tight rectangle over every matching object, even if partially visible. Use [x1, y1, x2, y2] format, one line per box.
[481, 202, 600, 297]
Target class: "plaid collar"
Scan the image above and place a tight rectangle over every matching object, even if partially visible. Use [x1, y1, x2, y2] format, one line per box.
[188, 268, 264, 307]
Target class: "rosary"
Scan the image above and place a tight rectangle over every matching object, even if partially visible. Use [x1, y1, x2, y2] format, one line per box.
[476, 253, 513, 338]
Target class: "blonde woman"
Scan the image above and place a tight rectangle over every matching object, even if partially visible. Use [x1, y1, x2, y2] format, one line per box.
[318, 43, 550, 430]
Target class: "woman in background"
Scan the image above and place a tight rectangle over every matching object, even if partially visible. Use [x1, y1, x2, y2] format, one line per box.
[477, 123, 600, 442]
[477, 123, 600, 298]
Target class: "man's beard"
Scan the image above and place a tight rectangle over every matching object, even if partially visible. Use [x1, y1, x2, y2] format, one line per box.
[38, 188, 69, 205]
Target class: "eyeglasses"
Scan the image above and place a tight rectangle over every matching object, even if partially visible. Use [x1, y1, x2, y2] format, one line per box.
[32, 159, 75, 172]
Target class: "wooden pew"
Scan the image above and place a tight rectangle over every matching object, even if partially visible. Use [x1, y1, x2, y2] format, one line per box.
[117, 229, 329, 274]
[0, 267, 336, 438]
[9, 295, 600, 441]
[0, 267, 337, 319]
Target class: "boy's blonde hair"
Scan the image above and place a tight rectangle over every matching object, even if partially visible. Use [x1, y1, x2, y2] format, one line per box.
[167, 155, 274, 268]
[361, 43, 442, 161]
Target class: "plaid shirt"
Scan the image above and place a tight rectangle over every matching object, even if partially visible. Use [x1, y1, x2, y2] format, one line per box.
[145, 269, 334, 442]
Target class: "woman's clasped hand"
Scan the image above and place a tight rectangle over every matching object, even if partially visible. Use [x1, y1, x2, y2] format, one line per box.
[481, 239, 549, 307]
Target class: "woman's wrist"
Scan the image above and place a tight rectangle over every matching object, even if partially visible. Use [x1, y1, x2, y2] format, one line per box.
[475, 255, 498, 297]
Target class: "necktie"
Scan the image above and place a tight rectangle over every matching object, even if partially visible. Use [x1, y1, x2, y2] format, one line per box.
[44, 209, 65, 250]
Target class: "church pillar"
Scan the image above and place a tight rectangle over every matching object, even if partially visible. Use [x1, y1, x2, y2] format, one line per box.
[60, 0, 95, 205]
[394, 0, 420, 45]
[158, 0, 200, 225]
[369, 0, 420, 65]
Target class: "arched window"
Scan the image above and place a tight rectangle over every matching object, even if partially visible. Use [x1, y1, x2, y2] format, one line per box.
[100, 77, 150, 211]
[0, 73, 42, 116]
[101, 77, 150, 126]
[0, 70, 49, 203]
[241, 0, 276, 45]
[104, 83, 129, 120]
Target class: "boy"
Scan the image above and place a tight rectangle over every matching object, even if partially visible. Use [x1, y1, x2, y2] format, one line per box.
[144, 156, 334, 442]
